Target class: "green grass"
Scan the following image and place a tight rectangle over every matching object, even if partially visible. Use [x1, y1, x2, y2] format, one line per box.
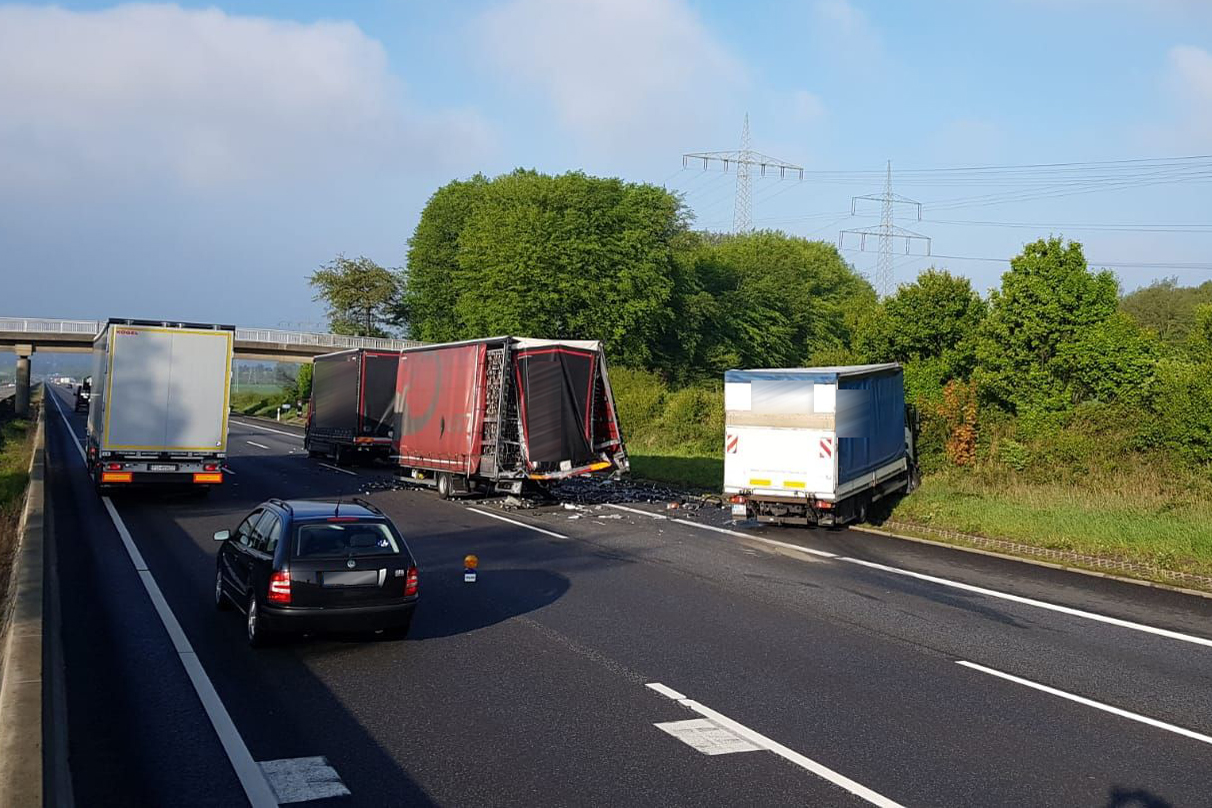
[0, 408, 37, 615]
[628, 452, 722, 490]
[887, 467, 1212, 581]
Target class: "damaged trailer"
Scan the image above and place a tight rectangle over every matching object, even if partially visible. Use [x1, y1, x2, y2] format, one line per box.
[393, 337, 629, 498]
[305, 349, 400, 463]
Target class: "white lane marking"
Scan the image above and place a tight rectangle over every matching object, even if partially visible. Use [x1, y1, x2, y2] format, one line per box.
[222, 466, 237, 476]
[645, 682, 687, 700]
[318, 462, 357, 477]
[655, 718, 761, 755]
[48, 391, 279, 807]
[229, 419, 303, 441]
[246, 441, 271, 450]
[646, 682, 903, 807]
[612, 499, 1212, 650]
[957, 661, 1212, 747]
[842, 557, 1212, 649]
[260, 756, 351, 804]
[465, 507, 570, 540]
[606, 504, 836, 558]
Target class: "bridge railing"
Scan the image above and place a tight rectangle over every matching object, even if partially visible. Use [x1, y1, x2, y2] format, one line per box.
[0, 318, 100, 335]
[233, 327, 421, 352]
[0, 318, 423, 352]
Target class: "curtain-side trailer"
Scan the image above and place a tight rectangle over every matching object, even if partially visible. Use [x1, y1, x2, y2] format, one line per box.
[723, 364, 918, 526]
[305, 349, 400, 463]
[393, 337, 629, 498]
[85, 319, 234, 492]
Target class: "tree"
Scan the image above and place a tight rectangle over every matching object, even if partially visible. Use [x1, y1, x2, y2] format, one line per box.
[310, 254, 399, 338]
[1120, 277, 1212, 348]
[974, 237, 1120, 413]
[403, 170, 687, 369]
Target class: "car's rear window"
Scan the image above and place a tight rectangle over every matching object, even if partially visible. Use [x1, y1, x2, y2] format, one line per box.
[294, 521, 401, 558]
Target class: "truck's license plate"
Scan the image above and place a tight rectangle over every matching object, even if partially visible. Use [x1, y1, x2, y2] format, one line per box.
[150, 464, 178, 472]
[731, 504, 748, 518]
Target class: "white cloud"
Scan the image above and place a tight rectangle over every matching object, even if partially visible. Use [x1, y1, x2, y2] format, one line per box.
[474, 0, 747, 156]
[0, 4, 494, 195]
[811, 0, 884, 70]
[1138, 44, 1212, 152]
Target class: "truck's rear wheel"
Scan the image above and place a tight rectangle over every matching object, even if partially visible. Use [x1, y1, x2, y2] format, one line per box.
[436, 473, 451, 500]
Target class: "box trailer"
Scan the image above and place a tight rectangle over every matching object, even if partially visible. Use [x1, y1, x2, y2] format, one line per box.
[85, 319, 234, 492]
[393, 337, 629, 497]
[723, 364, 917, 527]
[305, 349, 400, 463]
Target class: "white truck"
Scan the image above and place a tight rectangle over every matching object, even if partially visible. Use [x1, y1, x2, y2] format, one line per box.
[723, 364, 918, 527]
[85, 319, 234, 493]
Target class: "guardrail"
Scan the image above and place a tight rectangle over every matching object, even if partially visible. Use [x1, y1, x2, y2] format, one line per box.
[0, 318, 422, 352]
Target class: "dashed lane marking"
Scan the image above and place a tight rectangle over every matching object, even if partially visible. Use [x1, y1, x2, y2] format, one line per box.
[465, 507, 570, 540]
[646, 682, 904, 807]
[957, 660, 1212, 746]
[246, 441, 271, 450]
[229, 419, 303, 440]
[317, 462, 357, 477]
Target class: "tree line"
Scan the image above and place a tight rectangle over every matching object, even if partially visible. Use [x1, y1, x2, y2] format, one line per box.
[309, 169, 1212, 469]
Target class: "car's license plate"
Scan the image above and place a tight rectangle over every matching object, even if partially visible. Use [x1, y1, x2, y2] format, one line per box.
[149, 464, 177, 472]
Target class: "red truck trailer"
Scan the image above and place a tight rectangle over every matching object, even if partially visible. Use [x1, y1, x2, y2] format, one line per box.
[305, 349, 400, 463]
[393, 337, 629, 497]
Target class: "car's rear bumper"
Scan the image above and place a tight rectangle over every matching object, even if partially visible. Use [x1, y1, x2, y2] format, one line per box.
[262, 600, 416, 633]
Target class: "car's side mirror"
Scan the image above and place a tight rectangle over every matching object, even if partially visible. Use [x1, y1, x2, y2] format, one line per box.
[213, 530, 231, 542]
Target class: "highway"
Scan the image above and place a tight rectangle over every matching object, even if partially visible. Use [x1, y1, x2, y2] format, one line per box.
[41, 383, 1212, 807]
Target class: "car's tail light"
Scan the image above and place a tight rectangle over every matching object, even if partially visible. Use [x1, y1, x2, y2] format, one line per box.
[404, 566, 418, 597]
[268, 569, 291, 604]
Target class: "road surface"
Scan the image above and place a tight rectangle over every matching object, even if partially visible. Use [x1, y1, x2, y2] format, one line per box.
[41, 384, 1212, 807]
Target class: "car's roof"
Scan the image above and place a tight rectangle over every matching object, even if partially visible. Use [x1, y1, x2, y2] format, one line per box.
[269, 499, 383, 520]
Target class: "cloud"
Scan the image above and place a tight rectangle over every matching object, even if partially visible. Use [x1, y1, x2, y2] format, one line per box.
[1140, 44, 1212, 151]
[474, 0, 746, 156]
[810, 0, 884, 71]
[0, 3, 494, 196]
[787, 90, 827, 124]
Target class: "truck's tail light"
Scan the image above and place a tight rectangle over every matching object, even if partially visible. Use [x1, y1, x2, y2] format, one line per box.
[203, 462, 219, 472]
[268, 570, 291, 604]
[193, 472, 223, 484]
[817, 500, 833, 510]
[404, 566, 418, 597]
[728, 494, 746, 504]
[106, 462, 122, 471]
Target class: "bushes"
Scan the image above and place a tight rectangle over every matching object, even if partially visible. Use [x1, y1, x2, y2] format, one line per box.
[611, 368, 722, 458]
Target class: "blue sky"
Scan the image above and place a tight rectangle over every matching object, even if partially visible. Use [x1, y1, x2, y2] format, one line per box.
[1, 0, 1210, 330]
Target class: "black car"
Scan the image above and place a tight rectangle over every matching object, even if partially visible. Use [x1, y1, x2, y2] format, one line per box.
[214, 498, 418, 646]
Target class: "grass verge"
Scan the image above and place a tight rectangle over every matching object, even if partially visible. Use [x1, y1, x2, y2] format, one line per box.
[0, 407, 38, 615]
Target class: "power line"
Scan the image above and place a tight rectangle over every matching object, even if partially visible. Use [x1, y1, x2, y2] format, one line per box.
[924, 217, 1212, 234]
[683, 115, 804, 233]
[839, 247, 1212, 272]
[839, 162, 931, 297]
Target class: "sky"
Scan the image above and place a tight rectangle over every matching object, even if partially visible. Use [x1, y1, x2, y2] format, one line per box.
[1, 0, 1210, 331]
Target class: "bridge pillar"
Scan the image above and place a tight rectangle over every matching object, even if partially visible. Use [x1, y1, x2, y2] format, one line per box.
[14, 345, 32, 417]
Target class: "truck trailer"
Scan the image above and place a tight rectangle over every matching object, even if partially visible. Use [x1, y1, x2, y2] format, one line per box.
[393, 337, 628, 497]
[723, 364, 917, 527]
[85, 319, 234, 492]
[305, 349, 400, 463]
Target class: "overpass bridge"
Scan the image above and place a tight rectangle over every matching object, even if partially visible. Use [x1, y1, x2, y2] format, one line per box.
[1, 316, 422, 416]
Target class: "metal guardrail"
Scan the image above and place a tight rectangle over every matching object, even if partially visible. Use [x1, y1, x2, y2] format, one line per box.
[0, 317, 421, 352]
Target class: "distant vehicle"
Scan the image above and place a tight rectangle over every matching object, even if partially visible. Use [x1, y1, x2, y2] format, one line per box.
[305, 349, 400, 464]
[213, 498, 418, 647]
[86, 319, 234, 492]
[723, 364, 919, 527]
[74, 376, 91, 412]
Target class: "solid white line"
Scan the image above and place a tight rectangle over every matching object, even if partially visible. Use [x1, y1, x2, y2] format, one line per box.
[842, 557, 1212, 649]
[465, 507, 570, 540]
[957, 661, 1212, 746]
[49, 390, 279, 807]
[229, 418, 303, 441]
[645, 682, 903, 807]
[317, 462, 357, 477]
[605, 504, 836, 558]
[246, 441, 270, 450]
[645, 682, 687, 700]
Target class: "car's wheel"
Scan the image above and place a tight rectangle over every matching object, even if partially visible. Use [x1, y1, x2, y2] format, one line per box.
[215, 567, 232, 611]
[247, 593, 270, 647]
[436, 473, 451, 500]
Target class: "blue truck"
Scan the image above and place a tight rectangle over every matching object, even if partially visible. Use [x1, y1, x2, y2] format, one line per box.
[722, 363, 918, 527]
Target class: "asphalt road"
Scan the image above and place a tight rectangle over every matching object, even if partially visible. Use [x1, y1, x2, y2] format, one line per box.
[42, 385, 1212, 807]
